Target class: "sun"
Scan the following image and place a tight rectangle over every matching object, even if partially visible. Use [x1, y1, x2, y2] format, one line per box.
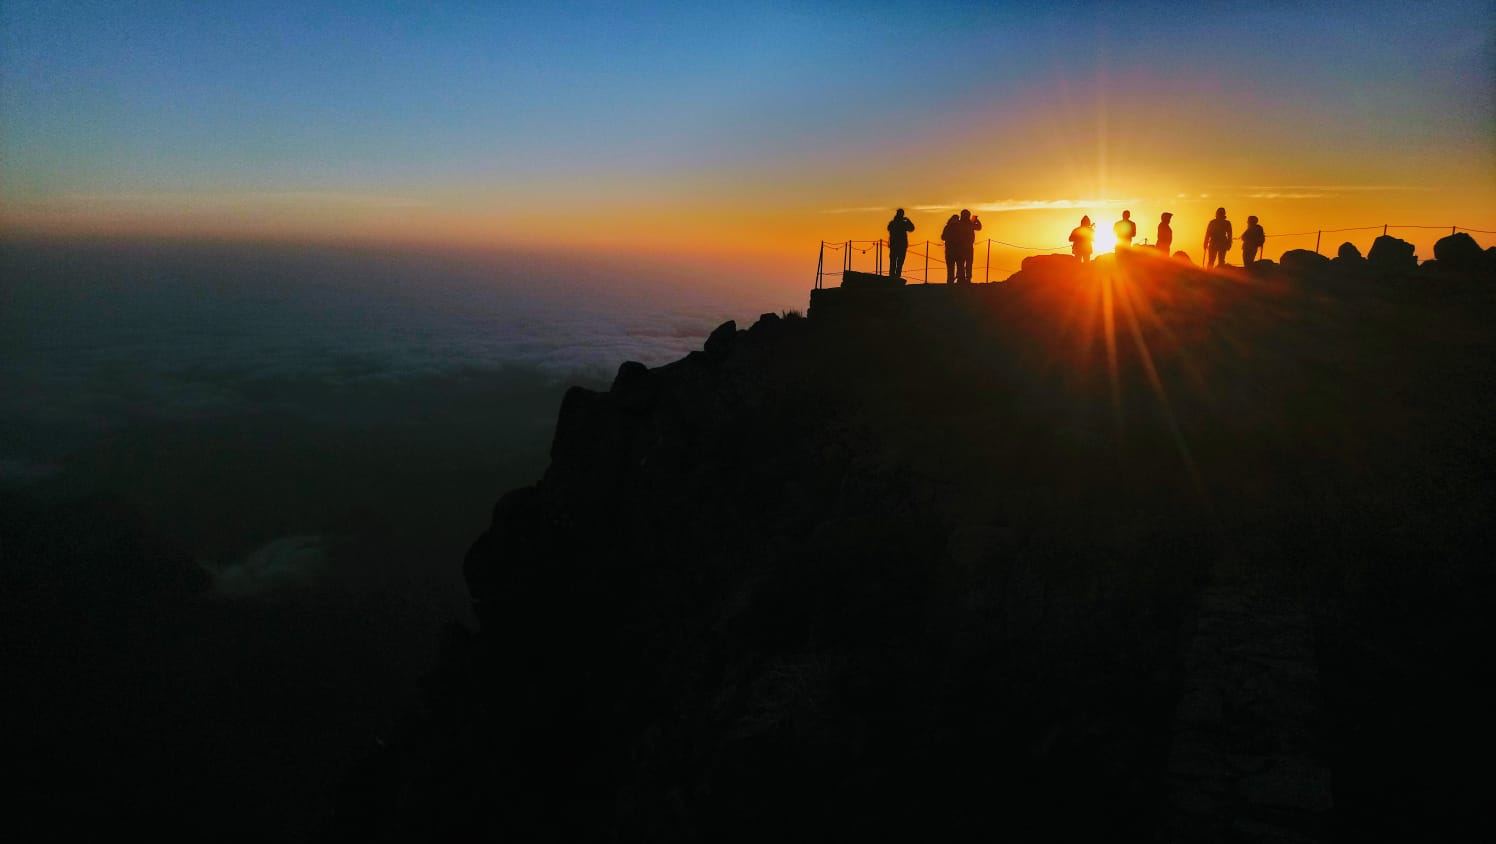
[1092, 227, 1117, 254]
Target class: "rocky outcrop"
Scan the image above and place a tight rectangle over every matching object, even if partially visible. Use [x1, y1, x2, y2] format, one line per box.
[333, 239, 1496, 841]
[1366, 234, 1417, 273]
[1281, 249, 1331, 274]
[1433, 231, 1488, 272]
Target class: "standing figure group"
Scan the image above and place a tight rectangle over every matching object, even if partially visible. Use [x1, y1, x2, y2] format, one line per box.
[876, 203, 1268, 284]
[940, 210, 983, 283]
[1063, 206, 1265, 269]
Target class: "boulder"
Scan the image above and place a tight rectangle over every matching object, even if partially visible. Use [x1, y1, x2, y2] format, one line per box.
[1172, 251, 1193, 264]
[1280, 249, 1331, 274]
[1020, 254, 1080, 278]
[704, 320, 737, 359]
[1432, 232, 1484, 271]
[1367, 235, 1417, 273]
[1247, 258, 1277, 275]
[611, 361, 656, 412]
[612, 360, 649, 392]
[1337, 242, 1363, 261]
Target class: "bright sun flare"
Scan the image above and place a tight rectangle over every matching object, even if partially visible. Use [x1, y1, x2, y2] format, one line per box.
[1092, 229, 1117, 254]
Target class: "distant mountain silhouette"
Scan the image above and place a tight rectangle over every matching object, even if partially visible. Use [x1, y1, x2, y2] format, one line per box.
[330, 240, 1495, 841]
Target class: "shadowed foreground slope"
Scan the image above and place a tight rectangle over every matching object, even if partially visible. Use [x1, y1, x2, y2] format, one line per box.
[332, 246, 1496, 841]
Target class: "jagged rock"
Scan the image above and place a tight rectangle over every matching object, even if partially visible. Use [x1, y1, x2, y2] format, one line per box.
[1433, 231, 1484, 271]
[612, 360, 649, 391]
[1280, 250, 1330, 273]
[1247, 259, 1277, 275]
[550, 385, 602, 459]
[704, 319, 737, 359]
[462, 485, 542, 609]
[1173, 250, 1193, 263]
[1337, 242, 1364, 261]
[336, 252, 1496, 842]
[1367, 234, 1416, 273]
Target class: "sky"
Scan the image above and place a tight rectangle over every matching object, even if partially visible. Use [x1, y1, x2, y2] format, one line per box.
[3, 0, 1494, 274]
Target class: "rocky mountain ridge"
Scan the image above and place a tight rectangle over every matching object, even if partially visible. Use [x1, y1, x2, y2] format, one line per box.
[331, 235, 1495, 842]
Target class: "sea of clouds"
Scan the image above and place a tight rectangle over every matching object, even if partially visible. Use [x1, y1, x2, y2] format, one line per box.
[0, 238, 783, 472]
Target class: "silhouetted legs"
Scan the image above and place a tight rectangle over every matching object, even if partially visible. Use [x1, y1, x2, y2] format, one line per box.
[956, 252, 973, 283]
[1243, 245, 1259, 266]
[889, 245, 907, 278]
[945, 249, 956, 283]
[1206, 247, 1228, 268]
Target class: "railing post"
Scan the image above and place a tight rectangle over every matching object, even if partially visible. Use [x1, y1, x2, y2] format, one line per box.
[924, 241, 930, 285]
[1315, 231, 1322, 254]
[845, 240, 851, 273]
[985, 239, 991, 283]
[877, 239, 883, 276]
[1382, 224, 1388, 236]
[1452, 226, 1457, 235]
[815, 242, 825, 290]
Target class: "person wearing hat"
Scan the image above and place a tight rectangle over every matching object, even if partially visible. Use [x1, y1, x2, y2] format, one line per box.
[1156, 212, 1174, 255]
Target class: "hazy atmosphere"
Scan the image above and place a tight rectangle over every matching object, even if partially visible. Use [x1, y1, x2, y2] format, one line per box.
[3, 0, 1493, 840]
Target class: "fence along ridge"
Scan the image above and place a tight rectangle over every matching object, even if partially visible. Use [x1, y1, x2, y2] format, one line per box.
[814, 224, 1494, 289]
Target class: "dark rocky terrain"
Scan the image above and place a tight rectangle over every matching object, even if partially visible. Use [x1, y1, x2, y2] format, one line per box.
[325, 235, 1488, 840]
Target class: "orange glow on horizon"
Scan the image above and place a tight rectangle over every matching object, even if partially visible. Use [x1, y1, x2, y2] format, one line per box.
[4, 178, 1493, 282]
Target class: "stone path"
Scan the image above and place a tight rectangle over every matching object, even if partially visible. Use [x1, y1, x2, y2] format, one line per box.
[1161, 560, 1334, 843]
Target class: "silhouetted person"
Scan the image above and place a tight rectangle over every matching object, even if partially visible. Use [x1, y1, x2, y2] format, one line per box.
[1241, 215, 1265, 266]
[1069, 215, 1095, 264]
[1156, 212, 1174, 254]
[952, 209, 981, 283]
[886, 209, 915, 278]
[941, 214, 960, 283]
[1113, 210, 1136, 251]
[1203, 207, 1233, 268]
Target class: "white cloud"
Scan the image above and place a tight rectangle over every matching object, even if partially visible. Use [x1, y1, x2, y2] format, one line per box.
[819, 205, 896, 215]
[55, 191, 434, 210]
[911, 198, 1140, 214]
[210, 535, 334, 598]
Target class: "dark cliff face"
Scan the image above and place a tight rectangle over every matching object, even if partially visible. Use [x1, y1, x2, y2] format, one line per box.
[332, 245, 1495, 842]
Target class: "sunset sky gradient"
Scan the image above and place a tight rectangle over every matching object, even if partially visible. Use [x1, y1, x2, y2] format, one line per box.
[4, 0, 1493, 277]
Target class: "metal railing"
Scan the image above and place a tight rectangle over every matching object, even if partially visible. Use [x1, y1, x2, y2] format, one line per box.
[814, 236, 1069, 289]
[814, 224, 1496, 288]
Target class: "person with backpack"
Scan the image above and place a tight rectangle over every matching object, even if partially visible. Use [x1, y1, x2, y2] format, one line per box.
[1241, 215, 1265, 266]
[1112, 210, 1136, 251]
[886, 209, 915, 279]
[1203, 207, 1233, 268]
[1156, 212, 1174, 255]
[1069, 215, 1096, 264]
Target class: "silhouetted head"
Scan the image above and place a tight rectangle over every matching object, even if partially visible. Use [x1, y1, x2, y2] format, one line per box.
[1161, 212, 1173, 222]
[1122, 210, 1131, 220]
[1248, 215, 1259, 225]
[960, 209, 971, 221]
[949, 214, 960, 224]
[894, 208, 904, 218]
[1081, 215, 1092, 226]
[1215, 207, 1227, 219]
